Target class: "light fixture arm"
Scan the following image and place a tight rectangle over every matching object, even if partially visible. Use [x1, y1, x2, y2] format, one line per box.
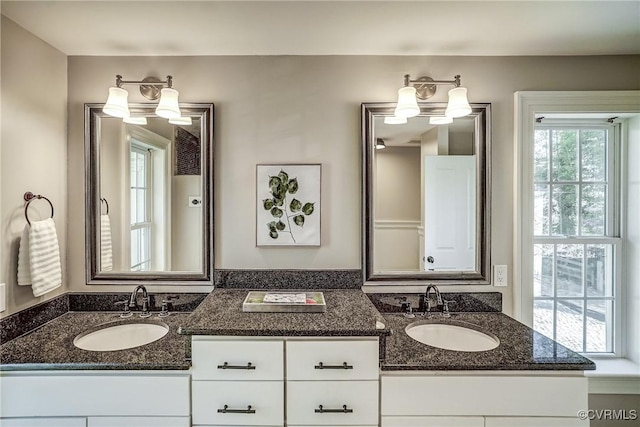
[114, 74, 173, 88]
[403, 74, 463, 100]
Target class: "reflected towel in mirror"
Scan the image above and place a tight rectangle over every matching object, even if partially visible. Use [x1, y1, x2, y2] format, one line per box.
[100, 214, 113, 271]
[17, 218, 62, 297]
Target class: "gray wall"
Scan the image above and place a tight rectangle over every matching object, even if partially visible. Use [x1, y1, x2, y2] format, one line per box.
[66, 55, 640, 315]
[0, 16, 67, 317]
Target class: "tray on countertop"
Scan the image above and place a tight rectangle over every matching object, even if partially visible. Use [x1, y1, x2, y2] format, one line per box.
[242, 291, 326, 313]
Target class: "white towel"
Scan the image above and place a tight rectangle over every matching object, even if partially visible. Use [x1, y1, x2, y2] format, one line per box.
[17, 218, 62, 297]
[100, 214, 113, 271]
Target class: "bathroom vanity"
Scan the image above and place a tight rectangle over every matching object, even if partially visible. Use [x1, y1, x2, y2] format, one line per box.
[0, 289, 594, 427]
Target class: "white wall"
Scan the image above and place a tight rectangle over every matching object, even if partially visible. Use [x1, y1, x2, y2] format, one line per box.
[65, 55, 640, 314]
[0, 16, 67, 317]
[625, 114, 640, 363]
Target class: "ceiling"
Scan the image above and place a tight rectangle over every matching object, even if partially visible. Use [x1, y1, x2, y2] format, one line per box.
[2, 1, 639, 56]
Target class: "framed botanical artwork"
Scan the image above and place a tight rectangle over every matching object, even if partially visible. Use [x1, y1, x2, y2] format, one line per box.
[256, 164, 321, 246]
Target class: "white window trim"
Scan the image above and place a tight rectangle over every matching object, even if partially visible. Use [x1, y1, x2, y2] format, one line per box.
[514, 91, 640, 392]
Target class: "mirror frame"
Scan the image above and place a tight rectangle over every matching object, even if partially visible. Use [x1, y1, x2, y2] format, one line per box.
[84, 102, 214, 285]
[362, 102, 491, 284]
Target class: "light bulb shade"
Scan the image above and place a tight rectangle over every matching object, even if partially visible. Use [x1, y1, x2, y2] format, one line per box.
[445, 87, 472, 118]
[103, 87, 130, 118]
[429, 115, 453, 125]
[123, 116, 148, 125]
[155, 88, 181, 118]
[384, 115, 408, 125]
[394, 86, 420, 118]
[169, 116, 193, 125]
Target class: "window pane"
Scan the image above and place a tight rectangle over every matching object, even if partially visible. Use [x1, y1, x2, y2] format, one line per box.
[551, 130, 578, 182]
[556, 299, 584, 352]
[130, 152, 138, 186]
[581, 184, 606, 236]
[130, 189, 137, 224]
[556, 244, 583, 297]
[586, 300, 612, 353]
[533, 299, 554, 339]
[534, 185, 549, 235]
[534, 244, 554, 297]
[141, 226, 150, 264]
[552, 184, 577, 236]
[135, 152, 146, 187]
[136, 189, 146, 223]
[534, 130, 550, 182]
[581, 129, 607, 182]
[586, 244, 613, 297]
[131, 229, 140, 267]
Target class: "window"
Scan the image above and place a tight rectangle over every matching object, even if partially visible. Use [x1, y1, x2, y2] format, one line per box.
[532, 122, 620, 354]
[130, 143, 152, 271]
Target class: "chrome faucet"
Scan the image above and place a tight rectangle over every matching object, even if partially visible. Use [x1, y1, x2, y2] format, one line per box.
[129, 285, 151, 318]
[421, 285, 454, 317]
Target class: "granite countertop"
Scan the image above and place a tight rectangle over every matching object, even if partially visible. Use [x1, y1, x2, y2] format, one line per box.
[178, 289, 389, 337]
[380, 312, 596, 371]
[0, 312, 191, 371]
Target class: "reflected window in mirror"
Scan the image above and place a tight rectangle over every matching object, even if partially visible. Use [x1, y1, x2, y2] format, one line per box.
[86, 103, 213, 285]
[362, 103, 491, 284]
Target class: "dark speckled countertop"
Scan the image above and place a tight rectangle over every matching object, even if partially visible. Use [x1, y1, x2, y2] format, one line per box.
[0, 312, 191, 371]
[179, 289, 389, 337]
[380, 312, 595, 371]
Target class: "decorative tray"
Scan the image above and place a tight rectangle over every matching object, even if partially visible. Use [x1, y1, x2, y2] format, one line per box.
[242, 291, 326, 313]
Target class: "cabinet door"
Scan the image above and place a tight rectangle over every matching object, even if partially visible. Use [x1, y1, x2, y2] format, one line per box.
[87, 417, 190, 426]
[382, 416, 484, 426]
[0, 418, 87, 426]
[192, 381, 284, 426]
[287, 339, 379, 380]
[287, 380, 378, 425]
[192, 338, 283, 380]
[485, 417, 589, 427]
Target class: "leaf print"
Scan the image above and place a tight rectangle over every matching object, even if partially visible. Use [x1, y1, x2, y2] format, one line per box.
[274, 197, 284, 207]
[288, 178, 299, 194]
[269, 176, 281, 188]
[269, 230, 279, 239]
[276, 220, 286, 231]
[267, 221, 277, 231]
[293, 214, 305, 227]
[263, 199, 274, 210]
[290, 198, 302, 212]
[270, 207, 283, 218]
[278, 170, 289, 183]
[302, 202, 315, 215]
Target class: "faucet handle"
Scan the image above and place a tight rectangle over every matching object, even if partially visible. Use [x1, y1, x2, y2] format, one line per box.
[442, 299, 456, 317]
[115, 300, 132, 318]
[158, 295, 179, 317]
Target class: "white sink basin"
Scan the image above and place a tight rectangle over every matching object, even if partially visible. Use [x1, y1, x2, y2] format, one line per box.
[73, 322, 169, 352]
[405, 322, 500, 352]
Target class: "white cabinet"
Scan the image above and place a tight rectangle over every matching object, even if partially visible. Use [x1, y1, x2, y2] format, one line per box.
[0, 418, 87, 427]
[191, 337, 285, 426]
[286, 338, 379, 426]
[382, 417, 484, 427]
[381, 373, 589, 426]
[191, 336, 380, 427]
[0, 371, 190, 426]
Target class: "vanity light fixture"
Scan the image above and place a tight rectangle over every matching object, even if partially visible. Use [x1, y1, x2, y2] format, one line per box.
[429, 116, 453, 125]
[103, 75, 182, 120]
[123, 116, 148, 125]
[375, 138, 387, 150]
[383, 115, 408, 125]
[394, 74, 472, 119]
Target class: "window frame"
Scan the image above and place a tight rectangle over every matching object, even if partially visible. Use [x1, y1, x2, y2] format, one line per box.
[514, 91, 640, 360]
[130, 142, 153, 271]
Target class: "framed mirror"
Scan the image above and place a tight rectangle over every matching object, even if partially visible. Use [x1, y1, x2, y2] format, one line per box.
[85, 103, 214, 284]
[362, 102, 491, 284]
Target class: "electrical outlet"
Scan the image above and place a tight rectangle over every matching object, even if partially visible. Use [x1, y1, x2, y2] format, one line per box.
[493, 265, 507, 287]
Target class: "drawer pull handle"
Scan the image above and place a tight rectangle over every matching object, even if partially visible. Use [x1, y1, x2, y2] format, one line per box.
[217, 404, 256, 414]
[217, 362, 256, 370]
[314, 362, 353, 370]
[314, 404, 353, 414]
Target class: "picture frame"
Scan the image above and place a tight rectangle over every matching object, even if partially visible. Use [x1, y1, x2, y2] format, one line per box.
[256, 164, 321, 246]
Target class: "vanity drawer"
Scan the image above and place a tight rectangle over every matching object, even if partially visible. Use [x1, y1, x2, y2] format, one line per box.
[286, 339, 379, 380]
[191, 337, 283, 380]
[287, 380, 379, 425]
[192, 380, 284, 425]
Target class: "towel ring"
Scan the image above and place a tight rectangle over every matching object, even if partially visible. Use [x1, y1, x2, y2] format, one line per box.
[100, 198, 109, 215]
[24, 192, 54, 226]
